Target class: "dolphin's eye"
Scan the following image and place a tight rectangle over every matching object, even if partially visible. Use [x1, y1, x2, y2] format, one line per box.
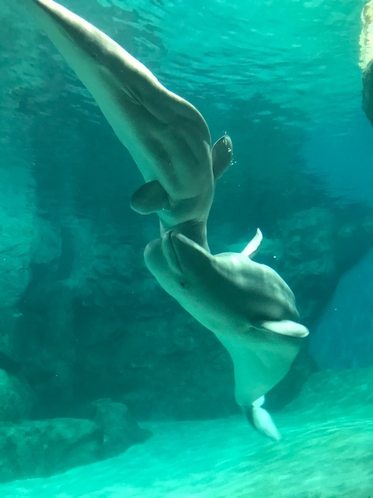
[180, 282, 185, 288]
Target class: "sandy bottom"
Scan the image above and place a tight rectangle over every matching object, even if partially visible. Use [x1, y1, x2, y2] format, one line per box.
[1, 371, 373, 498]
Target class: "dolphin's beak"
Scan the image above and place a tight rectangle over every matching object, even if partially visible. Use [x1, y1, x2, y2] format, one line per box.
[162, 231, 183, 275]
[163, 231, 211, 275]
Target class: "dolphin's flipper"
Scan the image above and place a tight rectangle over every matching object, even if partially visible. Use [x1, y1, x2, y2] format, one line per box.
[241, 228, 263, 258]
[259, 320, 309, 338]
[212, 135, 233, 180]
[130, 181, 171, 214]
[248, 396, 282, 441]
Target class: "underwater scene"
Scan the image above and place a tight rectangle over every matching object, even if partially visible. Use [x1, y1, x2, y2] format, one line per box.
[0, 0, 373, 496]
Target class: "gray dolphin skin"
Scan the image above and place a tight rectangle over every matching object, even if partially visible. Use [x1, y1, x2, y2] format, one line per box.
[145, 230, 309, 440]
[28, 0, 233, 249]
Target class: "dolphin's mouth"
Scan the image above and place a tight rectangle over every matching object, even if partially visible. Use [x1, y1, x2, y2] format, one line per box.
[162, 231, 183, 275]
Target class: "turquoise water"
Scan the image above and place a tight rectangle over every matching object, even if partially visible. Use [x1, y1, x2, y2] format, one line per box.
[0, 0, 372, 495]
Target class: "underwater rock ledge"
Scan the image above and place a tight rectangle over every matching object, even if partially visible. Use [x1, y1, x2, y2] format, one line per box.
[0, 398, 152, 483]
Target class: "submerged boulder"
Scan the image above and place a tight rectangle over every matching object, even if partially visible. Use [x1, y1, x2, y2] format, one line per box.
[93, 399, 152, 458]
[0, 369, 34, 422]
[0, 398, 152, 482]
[0, 418, 103, 483]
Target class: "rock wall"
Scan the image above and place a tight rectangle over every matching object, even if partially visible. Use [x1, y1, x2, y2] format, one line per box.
[309, 248, 373, 369]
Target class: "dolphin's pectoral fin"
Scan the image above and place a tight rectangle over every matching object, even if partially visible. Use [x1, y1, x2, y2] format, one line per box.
[130, 180, 171, 215]
[258, 320, 309, 338]
[242, 228, 263, 258]
[212, 135, 233, 180]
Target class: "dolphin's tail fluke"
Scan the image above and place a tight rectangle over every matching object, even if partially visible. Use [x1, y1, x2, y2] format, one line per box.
[243, 396, 282, 441]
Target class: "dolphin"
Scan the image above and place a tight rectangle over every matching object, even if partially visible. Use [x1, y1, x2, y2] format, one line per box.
[144, 229, 309, 440]
[28, 0, 233, 249]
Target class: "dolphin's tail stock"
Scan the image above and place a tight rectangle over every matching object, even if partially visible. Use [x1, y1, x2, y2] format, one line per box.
[243, 396, 282, 441]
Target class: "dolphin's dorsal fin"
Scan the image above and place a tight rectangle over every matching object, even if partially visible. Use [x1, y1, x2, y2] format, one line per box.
[242, 228, 263, 258]
[130, 180, 171, 214]
[212, 135, 233, 180]
[259, 320, 309, 338]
